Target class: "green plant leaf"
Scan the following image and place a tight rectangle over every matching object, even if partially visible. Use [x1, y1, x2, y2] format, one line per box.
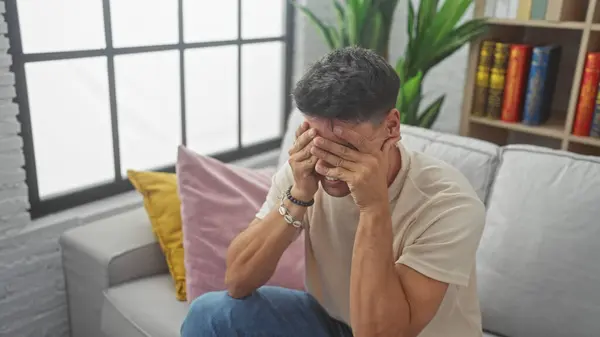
[377, 0, 400, 59]
[428, 0, 474, 45]
[368, 11, 384, 51]
[332, 0, 350, 46]
[416, 0, 439, 37]
[378, 0, 400, 26]
[332, 0, 345, 25]
[405, 0, 437, 76]
[411, 0, 473, 76]
[407, 1, 415, 39]
[397, 72, 423, 126]
[357, 0, 383, 52]
[422, 19, 487, 73]
[400, 92, 422, 126]
[401, 71, 423, 106]
[395, 57, 406, 83]
[359, 0, 377, 48]
[418, 95, 445, 129]
[292, 2, 337, 49]
[328, 26, 342, 49]
[345, 0, 362, 45]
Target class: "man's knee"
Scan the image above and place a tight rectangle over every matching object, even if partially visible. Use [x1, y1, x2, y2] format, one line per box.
[182, 287, 327, 337]
[181, 291, 235, 336]
[187, 291, 235, 320]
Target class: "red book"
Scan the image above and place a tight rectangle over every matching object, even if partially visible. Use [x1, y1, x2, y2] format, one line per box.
[501, 44, 532, 122]
[573, 52, 600, 136]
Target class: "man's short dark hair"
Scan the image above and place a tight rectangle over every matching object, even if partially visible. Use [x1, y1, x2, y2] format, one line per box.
[292, 46, 400, 124]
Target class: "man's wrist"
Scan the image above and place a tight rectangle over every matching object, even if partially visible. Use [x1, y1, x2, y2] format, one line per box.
[290, 186, 314, 203]
[359, 202, 389, 219]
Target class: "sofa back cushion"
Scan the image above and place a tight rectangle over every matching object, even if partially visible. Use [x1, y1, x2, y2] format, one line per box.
[477, 145, 600, 337]
[400, 125, 500, 203]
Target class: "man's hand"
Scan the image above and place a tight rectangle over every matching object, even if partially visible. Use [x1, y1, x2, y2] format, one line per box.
[288, 121, 319, 201]
[310, 126, 398, 211]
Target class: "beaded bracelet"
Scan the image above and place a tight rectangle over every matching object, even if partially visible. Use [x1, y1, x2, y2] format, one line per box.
[285, 185, 314, 207]
[278, 199, 303, 229]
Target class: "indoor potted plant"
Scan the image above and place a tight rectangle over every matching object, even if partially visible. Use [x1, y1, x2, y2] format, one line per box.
[294, 0, 487, 129]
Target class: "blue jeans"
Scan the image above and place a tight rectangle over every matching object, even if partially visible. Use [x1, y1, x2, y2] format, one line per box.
[180, 286, 353, 337]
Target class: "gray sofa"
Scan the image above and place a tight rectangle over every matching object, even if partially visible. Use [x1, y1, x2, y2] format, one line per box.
[60, 111, 600, 337]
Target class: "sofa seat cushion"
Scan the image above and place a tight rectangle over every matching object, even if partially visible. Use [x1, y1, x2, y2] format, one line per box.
[101, 274, 189, 337]
[400, 124, 500, 202]
[477, 145, 600, 337]
[483, 332, 503, 337]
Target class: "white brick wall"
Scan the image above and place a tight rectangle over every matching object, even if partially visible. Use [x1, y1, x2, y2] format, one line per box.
[0, 1, 74, 335]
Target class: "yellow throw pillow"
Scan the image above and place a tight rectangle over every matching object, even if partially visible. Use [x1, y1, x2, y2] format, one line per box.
[127, 170, 186, 301]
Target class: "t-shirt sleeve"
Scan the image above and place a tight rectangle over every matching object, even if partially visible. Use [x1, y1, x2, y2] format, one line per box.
[255, 162, 295, 220]
[396, 195, 486, 287]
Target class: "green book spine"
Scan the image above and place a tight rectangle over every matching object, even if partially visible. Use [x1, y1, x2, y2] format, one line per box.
[530, 0, 548, 20]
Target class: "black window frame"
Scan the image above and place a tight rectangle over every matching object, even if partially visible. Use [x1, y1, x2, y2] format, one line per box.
[6, 0, 296, 219]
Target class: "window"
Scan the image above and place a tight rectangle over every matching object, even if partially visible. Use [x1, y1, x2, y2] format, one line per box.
[7, 0, 295, 218]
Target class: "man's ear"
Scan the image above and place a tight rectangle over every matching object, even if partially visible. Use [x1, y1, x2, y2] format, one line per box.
[385, 109, 401, 138]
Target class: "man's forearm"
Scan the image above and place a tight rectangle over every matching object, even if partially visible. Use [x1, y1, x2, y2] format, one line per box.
[350, 206, 410, 337]
[225, 200, 305, 298]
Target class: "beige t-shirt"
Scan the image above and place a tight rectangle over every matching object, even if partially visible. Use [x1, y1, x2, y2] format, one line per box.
[256, 143, 486, 337]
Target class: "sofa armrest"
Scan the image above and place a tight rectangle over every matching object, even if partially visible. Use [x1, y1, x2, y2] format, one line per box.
[60, 206, 168, 286]
[60, 207, 168, 337]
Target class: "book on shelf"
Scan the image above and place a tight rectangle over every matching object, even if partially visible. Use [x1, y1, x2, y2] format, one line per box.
[491, 0, 519, 19]
[522, 45, 561, 126]
[545, 0, 586, 22]
[472, 41, 496, 117]
[530, 0, 548, 20]
[590, 82, 600, 138]
[488, 0, 585, 21]
[501, 44, 532, 122]
[573, 53, 600, 136]
[486, 42, 511, 119]
[484, 0, 497, 17]
[517, 0, 533, 20]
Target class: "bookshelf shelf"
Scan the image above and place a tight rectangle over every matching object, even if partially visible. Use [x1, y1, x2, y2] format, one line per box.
[488, 18, 586, 30]
[469, 116, 565, 139]
[460, 0, 600, 156]
[568, 135, 600, 147]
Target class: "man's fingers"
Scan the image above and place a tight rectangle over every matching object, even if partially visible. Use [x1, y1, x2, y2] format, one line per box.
[315, 159, 350, 181]
[310, 146, 357, 171]
[300, 156, 318, 172]
[289, 127, 316, 155]
[291, 146, 311, 161]
[333, 126, 371, 153]
[295, 121, 309, 139]
[313, 137, 359, 162]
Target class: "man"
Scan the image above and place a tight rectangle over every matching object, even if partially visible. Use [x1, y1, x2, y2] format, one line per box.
[181, 47, 485, 337]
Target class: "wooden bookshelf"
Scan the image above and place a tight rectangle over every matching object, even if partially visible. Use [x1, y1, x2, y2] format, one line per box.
[488, 18, 587, 30]
[460, 0, 600, 157]
[469, 115, 565, 139]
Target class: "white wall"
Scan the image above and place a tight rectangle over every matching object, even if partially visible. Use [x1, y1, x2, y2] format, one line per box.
[294, 0, 473, 134]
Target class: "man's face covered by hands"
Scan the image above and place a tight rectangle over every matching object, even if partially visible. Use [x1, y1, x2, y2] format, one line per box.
[304, 113, 399, 198]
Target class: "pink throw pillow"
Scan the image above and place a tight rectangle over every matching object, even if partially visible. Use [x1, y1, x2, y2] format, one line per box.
[176, 146, 305, 302]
